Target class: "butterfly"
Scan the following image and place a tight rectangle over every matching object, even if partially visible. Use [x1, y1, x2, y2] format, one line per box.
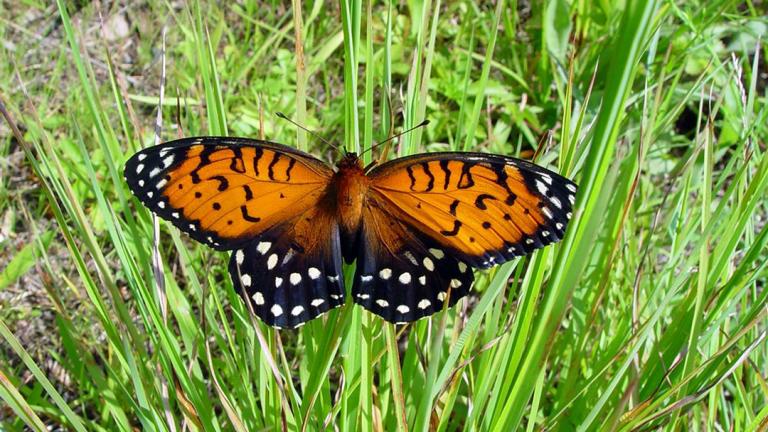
[124, 136, 577, 328]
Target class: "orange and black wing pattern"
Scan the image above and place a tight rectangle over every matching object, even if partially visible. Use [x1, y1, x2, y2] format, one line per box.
[352, 197, 473, 323]
[367, 152, 576, 266]
[124, 137, 344, 328]
[352, 152, 576, 323]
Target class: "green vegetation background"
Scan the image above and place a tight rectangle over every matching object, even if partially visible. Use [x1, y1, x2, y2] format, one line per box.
[0, 0, 766, 430]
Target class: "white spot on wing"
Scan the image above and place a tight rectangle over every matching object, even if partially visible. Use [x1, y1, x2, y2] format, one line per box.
[155, 178, 168, 189]
[361, 274, 373, 282]
[267, 254, 278, 270]
[157, 201, 165, 209]
[256, 241, 271, 255]
[419, 275, 427, 285]
[291, 306, 304, 316]
[536, 180, 548, 196]
[450, 279, 462, 288]
[357, 293, 370, 300]
[311, 299, 325, 307]
[241, 274, 252, 287]
[271, 304, 283, 317]
[542, 231, 550, 237]
[429, 248, 445, 259]
[376, 299, 389, 307]
[172, 212, 180, 219]
[235, 250, 245, 265]
[290, 273, 302, 285]
[403, 251, 418, 266]
[568, 194, 575, 205]
[149, 167, 162, 178]
[566, 183, 577, 193]
[437, 291, 447, 301]
[138, 154, 147, 161]
[418, 299, 431, 310]
[147, 191, 154, 198]
[540, 173, 552, 184]
[458, 262, 468, 273]
[189, 224, 196, 231]
[379, 268, 392, 280]
[138, 180, 145, 187]
[525, 238, 534, 244]
[327, 275, 340, 283]
[556, 222, 564, 229]
[396, 305, 410, 314]
[550, 196, 562, 209]
[162, 155, 175, 168]
[253, 292, 264, 305]
[275, 277, 284, 288]
[542, 206, 554, 219]
[308, 267, 321, 280]
[423, 257, 434, 271]
[398, 272, 411, 284]
[567, 212, 572, 219]
[136, 163, 145, 174]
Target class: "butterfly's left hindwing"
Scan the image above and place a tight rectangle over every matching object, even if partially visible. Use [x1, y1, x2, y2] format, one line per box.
[353, 200, 473, 323]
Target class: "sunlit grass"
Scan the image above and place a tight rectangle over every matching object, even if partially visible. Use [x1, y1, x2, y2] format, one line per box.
[1, 1, 767, 431]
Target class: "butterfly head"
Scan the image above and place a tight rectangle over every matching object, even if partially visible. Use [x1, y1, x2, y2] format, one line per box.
[337, 151, 364, 171]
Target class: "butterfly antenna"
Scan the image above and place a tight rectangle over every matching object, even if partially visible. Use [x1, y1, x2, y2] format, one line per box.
[276, 112, 342, 153]
[360, 119, 430, 157]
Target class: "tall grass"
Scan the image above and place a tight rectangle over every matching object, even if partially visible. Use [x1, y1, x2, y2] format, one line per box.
[1, 1, 767, 431]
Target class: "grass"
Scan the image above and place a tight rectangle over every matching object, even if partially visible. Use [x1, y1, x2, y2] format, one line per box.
[1, 0, 767, 430]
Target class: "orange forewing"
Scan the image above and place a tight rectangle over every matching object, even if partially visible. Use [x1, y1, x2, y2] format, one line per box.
[367, 153, 575, 266]
[124, 138, 334, 250]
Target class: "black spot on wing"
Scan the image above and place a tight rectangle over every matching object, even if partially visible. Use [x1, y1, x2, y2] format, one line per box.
[230, 147, 246, 173]
[268, 152, 280, 181]
[241, 206, 261, 223]
[449, 199, 460, 216]
[407, 165, 417, 191]
[474, 193, 496, 209]
[252, 147, 264, 176]
[439, 160, 451, 190]
[421, 162, 435, 191]
[440, 220, 462, 237]
[457, 162, 476, 189]
[285, 158, 296, 181]
[211, 175, 229, 191]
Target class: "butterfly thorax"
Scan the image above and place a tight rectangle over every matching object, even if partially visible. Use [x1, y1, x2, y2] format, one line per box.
[333, 153, 369, 238]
